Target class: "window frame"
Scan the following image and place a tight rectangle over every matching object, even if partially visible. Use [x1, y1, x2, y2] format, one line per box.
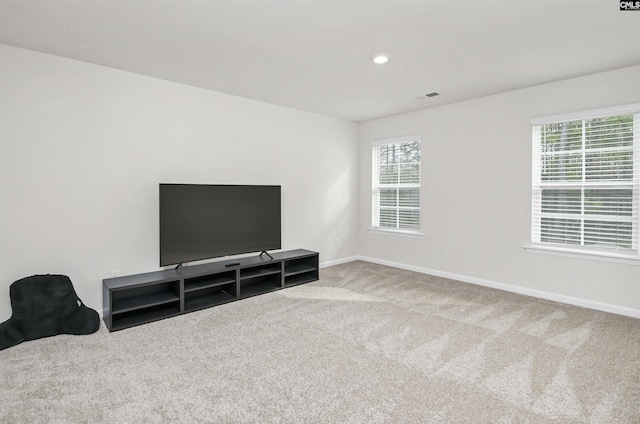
[527, 103, 640, 264]
[370, 134, 423, 237]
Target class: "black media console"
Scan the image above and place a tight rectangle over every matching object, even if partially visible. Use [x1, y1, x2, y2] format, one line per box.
[102, 249, 319, 332]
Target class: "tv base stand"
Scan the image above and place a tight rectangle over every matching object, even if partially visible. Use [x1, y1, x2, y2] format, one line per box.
[102, 249, 319, 332]
[259, 250, 274, 259]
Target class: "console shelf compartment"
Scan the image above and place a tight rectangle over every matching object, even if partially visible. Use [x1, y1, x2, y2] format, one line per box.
[111, 303, 181, 331]
[103, 249, 319, 331]
[239, 276, 281, 298]
[111, 281, 180, 314]
[240, 265, 281, 280]
[185, 287, 236, 312]
[285, 263, 316, 276]
[239, 264, 282, 298]
[184, 272, 236, 292]
[284, 255, 319, 287]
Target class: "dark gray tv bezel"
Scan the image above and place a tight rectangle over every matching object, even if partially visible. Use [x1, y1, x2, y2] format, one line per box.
[159, 183, 282, 267]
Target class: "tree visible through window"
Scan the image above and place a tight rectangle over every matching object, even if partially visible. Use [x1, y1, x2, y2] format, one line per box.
[372, 135, 421, 232]
[531, 106, 639, 257]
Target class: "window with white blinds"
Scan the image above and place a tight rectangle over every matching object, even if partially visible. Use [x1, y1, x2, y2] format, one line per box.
[372, 135, 421, 232]
[531, 104, 639, 258]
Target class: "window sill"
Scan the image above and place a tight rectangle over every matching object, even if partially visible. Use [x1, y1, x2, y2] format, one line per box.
[523, 244, 640, 266]
[367, 228, 425, 239]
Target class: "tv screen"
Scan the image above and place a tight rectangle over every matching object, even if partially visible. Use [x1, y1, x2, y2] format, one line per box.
[159, 184, 281, 267]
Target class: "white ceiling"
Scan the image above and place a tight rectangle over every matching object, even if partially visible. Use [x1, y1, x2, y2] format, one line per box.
[1, 0, 639, 122]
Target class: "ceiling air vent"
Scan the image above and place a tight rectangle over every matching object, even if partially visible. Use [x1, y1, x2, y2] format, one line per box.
[415, 92, 440, 100]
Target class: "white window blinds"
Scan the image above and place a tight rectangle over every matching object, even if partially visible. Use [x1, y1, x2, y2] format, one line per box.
[372, 135, 421, 232]
[531, 104, 640, 257]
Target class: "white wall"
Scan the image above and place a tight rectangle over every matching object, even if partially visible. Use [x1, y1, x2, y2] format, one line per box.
[0, 45, 359, 320]
[358, 65, 640, 316]
[1, 44, 638, 323]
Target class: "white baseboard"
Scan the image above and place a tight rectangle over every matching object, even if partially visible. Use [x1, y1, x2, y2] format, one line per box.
[333, 255, 640, 319]
[320, 256, 359, 268]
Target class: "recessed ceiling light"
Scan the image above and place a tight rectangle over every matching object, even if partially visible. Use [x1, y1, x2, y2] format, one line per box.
[371, 53, 390, 64]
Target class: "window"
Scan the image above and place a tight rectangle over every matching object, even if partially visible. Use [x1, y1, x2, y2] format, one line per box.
[530, 104, 639, 260]
[372, 135, 421, 233]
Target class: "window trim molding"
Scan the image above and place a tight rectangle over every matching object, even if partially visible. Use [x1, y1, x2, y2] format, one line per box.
[367, 228, 425, 238]
[523, 244, 640, 266]
[531, 103, 640, 125]
[529, 103, 640, 261]
[371, 134, 422, 233]
[372, 134, 422, 147]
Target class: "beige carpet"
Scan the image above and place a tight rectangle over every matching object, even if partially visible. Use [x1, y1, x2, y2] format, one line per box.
[1, 260, 639, 423]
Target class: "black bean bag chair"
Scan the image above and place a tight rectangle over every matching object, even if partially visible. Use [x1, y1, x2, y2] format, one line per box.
[0, 274, 100, 350]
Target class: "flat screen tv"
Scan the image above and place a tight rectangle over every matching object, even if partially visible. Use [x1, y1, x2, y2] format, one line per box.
[159, 184, 281, 267]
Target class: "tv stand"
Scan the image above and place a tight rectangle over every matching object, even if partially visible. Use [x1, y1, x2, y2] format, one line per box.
[259, 250, 274, 259]
[102, 249, 319, 332]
